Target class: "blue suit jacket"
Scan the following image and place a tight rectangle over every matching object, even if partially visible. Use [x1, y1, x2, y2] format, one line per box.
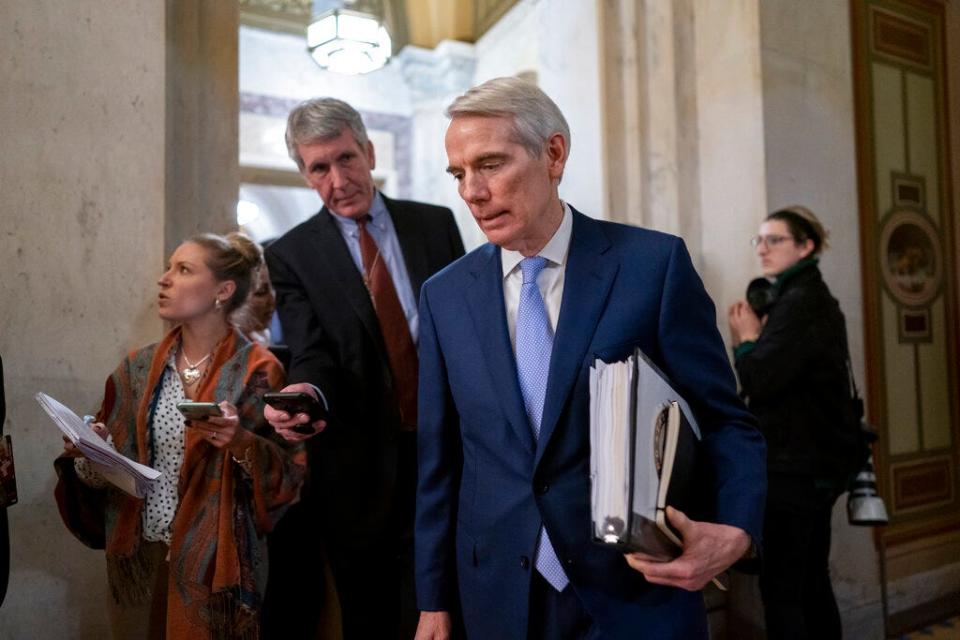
[415, 209, 766, 639]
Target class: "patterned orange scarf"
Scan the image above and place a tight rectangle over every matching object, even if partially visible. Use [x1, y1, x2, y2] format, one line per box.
[57, 327, 304, 638]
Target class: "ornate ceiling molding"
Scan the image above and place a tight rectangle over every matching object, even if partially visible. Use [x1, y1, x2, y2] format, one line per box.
[240, 0, 519, 45]
[239, 0, 311, 35]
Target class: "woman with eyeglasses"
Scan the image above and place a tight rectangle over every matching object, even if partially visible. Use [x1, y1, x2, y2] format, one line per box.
[728, 206, 859, 640]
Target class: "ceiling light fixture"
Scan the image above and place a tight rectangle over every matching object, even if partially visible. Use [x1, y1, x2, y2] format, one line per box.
[308, 0, 392, 75]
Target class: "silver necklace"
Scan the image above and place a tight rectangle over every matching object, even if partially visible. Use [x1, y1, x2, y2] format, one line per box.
[180, 350, 212, 385]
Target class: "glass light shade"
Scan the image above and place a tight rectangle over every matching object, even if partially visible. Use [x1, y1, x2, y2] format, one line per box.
[307, 15, 337, 46]
[307, 9, 392, 75]
[338, 13, 379, 42]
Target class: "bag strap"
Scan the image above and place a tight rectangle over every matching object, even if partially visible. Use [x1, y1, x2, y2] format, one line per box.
[846, 358, 860, 401]
[839, 323, 862, 401]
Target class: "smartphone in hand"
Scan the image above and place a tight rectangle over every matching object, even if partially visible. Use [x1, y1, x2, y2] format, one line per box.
[263, 391, 328, 434]
[176, 401, 223, 422]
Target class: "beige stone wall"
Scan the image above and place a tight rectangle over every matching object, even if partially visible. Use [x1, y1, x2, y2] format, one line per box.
[0, 2, 165, 636]
[598, 0, 766, 335]
[691, 0, 768, 329]
[0, 2, 237, 636]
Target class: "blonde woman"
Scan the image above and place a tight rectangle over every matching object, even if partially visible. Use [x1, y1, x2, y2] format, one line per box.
[55, 232, 305, 639]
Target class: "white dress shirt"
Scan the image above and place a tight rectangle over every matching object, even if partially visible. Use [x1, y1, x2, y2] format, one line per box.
[501, 203, 573, 352]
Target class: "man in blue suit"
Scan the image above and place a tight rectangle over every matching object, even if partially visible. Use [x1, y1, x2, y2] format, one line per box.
[414, 77, 766, 640]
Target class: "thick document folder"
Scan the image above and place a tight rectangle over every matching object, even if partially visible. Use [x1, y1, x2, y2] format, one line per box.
[589, 349, 701, 559]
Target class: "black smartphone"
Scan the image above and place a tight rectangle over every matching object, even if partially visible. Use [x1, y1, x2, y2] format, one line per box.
[263, 391, 329, 434]
[176, 401, 223, 421]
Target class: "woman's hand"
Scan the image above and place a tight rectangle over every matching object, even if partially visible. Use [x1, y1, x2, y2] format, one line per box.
[61, 421, 108, 458]
[727, 300, 762, 347]
[195, 402, 253, 453]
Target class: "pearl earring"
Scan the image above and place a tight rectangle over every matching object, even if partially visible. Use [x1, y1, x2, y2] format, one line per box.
[215, 298, 223, 310]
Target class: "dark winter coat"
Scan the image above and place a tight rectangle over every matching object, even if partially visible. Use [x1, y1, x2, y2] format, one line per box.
[734, 259, 859, 487]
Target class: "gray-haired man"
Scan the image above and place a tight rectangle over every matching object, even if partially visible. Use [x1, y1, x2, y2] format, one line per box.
[263, 97, 465, 639]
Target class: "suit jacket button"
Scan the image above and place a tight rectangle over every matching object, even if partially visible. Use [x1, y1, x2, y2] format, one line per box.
[520, 556, 530, 570]
[536, 483, 549, 495]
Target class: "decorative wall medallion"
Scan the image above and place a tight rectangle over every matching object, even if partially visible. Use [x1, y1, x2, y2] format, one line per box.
[879, 210, 943, 307]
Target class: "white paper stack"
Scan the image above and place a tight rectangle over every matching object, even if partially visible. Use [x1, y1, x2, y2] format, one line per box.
[37, 392, 162, 498]
[589, 349, 703, 558]
[589, 359, 635, 543]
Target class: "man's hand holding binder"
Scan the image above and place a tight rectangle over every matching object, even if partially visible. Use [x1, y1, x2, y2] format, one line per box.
[589, 349, 756, 592]
[624, 506, 752, 591]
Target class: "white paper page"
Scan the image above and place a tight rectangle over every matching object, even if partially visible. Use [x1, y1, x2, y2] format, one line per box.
[36, 392, 162, 486]
[89, 461, 141, 497]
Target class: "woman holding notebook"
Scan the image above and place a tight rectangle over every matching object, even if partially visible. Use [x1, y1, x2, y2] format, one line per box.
[728, 206, 859, 640]
[54, 232, 304, 639]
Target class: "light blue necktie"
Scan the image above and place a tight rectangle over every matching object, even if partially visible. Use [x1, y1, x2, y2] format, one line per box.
[516, 256, 569, 592]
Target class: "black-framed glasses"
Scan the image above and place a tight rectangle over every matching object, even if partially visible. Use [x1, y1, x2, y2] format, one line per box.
[750, 234, 794, 248]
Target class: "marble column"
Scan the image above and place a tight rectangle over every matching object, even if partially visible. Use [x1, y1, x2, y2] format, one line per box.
[165, 0, 239, 253]
[598, 0, 765, 320]
[396, 39, 485, 249]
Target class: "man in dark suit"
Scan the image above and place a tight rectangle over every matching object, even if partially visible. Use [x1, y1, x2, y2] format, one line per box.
[414, 77, 766, 639]
[262, 98, 465, 639]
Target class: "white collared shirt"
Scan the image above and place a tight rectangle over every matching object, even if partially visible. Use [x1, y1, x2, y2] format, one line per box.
[501, 203, 573, 352]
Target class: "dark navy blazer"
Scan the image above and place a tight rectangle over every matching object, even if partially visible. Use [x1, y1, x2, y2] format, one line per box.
[415, 209, 766, 639]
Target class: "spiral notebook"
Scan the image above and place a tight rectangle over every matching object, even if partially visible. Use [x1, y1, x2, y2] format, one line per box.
[589, 348, 701, 559]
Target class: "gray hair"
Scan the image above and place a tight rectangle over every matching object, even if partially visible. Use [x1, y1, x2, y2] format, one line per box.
[446, 76, 570, 160]
[285, 98, 370, 170]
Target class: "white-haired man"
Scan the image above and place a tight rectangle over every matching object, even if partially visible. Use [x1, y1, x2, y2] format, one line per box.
[414, 77, 765, 639]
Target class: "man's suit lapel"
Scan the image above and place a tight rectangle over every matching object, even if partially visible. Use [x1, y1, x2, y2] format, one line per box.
[536, 211, 617, 467]
[386, 196, 431, 304]
[308, 208, 387, 356]
[465, 245, 537, 455]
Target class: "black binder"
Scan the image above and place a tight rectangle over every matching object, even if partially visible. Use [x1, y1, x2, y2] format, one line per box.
[589, 348, 701, 559]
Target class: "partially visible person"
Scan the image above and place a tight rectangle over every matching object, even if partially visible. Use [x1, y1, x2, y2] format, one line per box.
[54, 232, 305, 639]
[0, 354, 8, 609]
[233, 257, 276, 346]
[728, 206, 858, 640]
[262, 97, 464, 639]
